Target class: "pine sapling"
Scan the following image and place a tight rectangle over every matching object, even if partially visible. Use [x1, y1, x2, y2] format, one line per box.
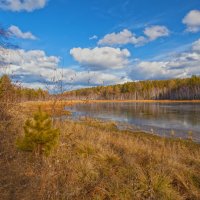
[17, 107, 59, 156]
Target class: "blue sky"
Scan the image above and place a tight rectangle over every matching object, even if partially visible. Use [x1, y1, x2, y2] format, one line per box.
[0, 0, 200, 90]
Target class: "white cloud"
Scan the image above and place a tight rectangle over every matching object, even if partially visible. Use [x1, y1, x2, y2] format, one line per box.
[2, 38, 200, 91]
[21, 82, 49, 89]
[144, 25, 170, 41]
[8, 25, 37, 40]
[192, 39, 200, 52]
[61, 70, 130, 86]
[89, 35, 98, 40]
[130, 38, 200, 80]
[0, 48, 130, 90]
[98, 26, 170, 47]
[70, 47, 130, 70]
[98, 29, 146, 46]
[0, 0, 47, 12]
[131, 61, 183, 80]
[182, 10, 200, 33]
[0, 48, 60, 84]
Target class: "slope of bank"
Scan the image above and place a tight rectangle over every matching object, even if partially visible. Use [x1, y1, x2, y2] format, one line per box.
[1, 105, 200, 200]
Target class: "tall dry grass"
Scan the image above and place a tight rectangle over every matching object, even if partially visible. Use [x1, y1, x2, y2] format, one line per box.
[1, 106, 200, 200]
[20, 101, 72, 117]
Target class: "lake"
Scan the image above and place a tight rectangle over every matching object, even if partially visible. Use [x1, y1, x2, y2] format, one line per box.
[67, 102, 200, 141]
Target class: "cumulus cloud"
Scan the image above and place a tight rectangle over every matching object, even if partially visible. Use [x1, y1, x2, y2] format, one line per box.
[192, 39, 200, 52]
[98, 26, 170, 47]
[130, 38, 200, 80]
[98, 29, 146, 46]
[2, 38, 200, 91]
[61, 70, 130, 87]
[0, 48, 60, 86]
[70, 47, 130, 70]
[182, 10, 200, 33]
[8, 25, 37, 40]
[0, 0, 47, 12]
[0, 48, 130, 90]
[143, 25, 170, 41]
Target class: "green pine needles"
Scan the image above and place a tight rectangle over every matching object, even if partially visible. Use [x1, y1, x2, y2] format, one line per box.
[17, 108, 59, 156]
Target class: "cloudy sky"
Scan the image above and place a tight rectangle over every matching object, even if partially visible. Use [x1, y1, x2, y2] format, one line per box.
[0, 0, 200, 90]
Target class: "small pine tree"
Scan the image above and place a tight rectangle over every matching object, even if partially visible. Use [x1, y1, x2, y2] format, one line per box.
[17, 108, 59, 156]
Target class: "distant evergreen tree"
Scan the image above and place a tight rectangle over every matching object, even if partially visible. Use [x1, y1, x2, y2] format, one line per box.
[17, 108, 59, 156]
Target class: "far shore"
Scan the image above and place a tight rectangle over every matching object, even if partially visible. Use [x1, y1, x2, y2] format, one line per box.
[72, 99, 200, 103]
[21, 99, 200, 106]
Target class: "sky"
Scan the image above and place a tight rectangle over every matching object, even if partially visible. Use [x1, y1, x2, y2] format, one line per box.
[0, 0, 200, 91]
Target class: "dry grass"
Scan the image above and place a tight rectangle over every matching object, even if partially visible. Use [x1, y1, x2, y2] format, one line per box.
[21, 99, 200, 108]
[21, 101, 72, 117]
[1, 104, 200, 200]
[20, 99, 200, 119]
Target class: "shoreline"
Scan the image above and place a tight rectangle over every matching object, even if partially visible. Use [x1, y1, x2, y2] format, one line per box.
[76, 99, 200, 103]
[69, 110, 200, 143]
[21, 99, 200, 142]
[21, 99, 200, 106]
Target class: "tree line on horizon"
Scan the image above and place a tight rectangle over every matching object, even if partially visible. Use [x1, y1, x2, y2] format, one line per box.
[0, 75, 49, 101]
[63, 75, 200, 100]
[1, 74, 200, 101]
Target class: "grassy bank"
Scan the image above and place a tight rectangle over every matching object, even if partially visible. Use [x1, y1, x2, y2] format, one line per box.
[20, 100, 73, 117]
[21, 99, 200, 107]
[20, 99, 200, 117]
[1, 103, 200, 199]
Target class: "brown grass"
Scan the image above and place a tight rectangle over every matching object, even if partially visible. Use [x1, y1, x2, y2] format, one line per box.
[20, 100, 72, 117]
[21, 99, 200, 108]
[20, 99, 200, 117]
[1, 104, 200, 200]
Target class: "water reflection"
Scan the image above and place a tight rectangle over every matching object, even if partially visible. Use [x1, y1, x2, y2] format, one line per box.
[68, 102, 200, 141]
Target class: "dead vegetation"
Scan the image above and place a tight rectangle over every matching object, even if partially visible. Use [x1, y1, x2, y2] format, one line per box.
[21, 101, 72, 117]
[1, 106, 200, 199]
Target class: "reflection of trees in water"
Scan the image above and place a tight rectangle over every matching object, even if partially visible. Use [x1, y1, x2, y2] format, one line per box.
[74, 103, 200, 126]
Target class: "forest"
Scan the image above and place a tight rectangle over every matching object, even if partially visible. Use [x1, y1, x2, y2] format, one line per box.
[1, 74, 200, 101]
[63, 75, 200, 100]
[0, 75, 49, 101]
